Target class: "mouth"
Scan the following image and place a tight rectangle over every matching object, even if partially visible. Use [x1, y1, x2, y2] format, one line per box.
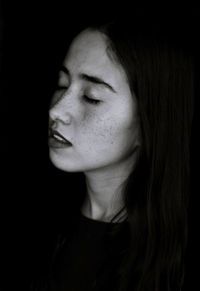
[48, 128, 72, 148]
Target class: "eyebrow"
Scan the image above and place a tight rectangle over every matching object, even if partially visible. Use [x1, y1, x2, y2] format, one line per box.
[60, 65, 117, 93]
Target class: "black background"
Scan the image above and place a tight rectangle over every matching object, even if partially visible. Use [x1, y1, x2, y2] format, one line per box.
[1, 1, 200, 290]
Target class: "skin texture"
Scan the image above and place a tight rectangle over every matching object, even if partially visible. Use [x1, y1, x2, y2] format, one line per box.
[49, 29, 141, 221]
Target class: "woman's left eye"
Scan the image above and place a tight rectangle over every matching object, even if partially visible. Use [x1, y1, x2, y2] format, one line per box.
[83, 95, 101, 105]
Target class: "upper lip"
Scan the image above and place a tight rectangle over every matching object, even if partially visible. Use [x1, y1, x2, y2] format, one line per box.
[49, 128, 72, 144]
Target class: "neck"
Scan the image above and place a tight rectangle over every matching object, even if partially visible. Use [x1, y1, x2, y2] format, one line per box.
[81, 159, 135, 222]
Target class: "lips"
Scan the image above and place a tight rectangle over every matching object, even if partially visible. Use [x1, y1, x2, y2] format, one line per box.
[48, 128, 72, 148]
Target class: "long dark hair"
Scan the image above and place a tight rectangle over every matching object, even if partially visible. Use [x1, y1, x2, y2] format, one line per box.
[31, 19, 194, 291]
[81, 20, 194, 291]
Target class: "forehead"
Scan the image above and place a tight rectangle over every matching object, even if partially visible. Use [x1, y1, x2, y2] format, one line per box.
[68, 29, 107, 55]
[63, 29, 127, 83]
[65, 29, 109, 67]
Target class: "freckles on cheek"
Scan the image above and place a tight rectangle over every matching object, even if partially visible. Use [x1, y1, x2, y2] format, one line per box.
[81, 113, 117, 145]
[102, 124, 117, 145]
[94, 119, 120, 146]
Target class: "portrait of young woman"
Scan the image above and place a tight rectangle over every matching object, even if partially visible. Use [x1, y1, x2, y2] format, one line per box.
[23, 13, 197, 291]
[2, 0, 200, 289]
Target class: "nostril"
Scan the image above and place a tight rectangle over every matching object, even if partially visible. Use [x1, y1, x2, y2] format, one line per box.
[63, 113, 72, 125]
[49, 113, 72, 128]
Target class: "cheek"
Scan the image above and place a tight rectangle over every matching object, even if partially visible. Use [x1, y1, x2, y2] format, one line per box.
[79, 107, 135, 147]
[81, 116, 115, 145]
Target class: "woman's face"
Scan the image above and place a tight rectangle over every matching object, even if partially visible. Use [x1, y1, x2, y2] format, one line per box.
[49, 29, 141, 174]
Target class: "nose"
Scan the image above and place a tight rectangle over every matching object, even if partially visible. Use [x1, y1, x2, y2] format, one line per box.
[49, 95, 72, 126]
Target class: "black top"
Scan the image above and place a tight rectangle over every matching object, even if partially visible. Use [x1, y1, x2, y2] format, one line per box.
[43, 210, 130, 291]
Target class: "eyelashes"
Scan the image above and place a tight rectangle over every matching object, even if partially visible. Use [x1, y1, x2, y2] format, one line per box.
[83, 95, 101, 105]
[55, 86, 101, 106]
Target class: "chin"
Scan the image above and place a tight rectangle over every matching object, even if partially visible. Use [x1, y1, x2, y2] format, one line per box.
[49, 152, 81, 172]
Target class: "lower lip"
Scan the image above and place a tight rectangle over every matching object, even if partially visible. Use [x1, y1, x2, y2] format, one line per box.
[48, 137, 73, 149]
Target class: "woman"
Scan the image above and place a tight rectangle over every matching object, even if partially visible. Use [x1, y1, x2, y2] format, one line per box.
[31, 20, 194, 291]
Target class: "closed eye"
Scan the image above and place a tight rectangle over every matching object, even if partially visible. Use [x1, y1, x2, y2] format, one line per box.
[83, 95, 101, 105]
[55, 86, 101, 105]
